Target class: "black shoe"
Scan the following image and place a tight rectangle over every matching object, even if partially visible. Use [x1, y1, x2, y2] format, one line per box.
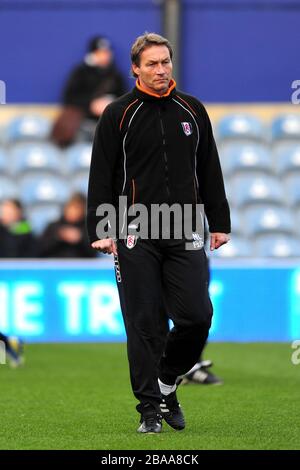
[137, 404, 162, 434]
[160, 390, 185, 430]
[182, 360, 223, 385]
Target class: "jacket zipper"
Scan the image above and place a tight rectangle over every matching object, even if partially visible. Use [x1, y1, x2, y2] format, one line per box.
[193, 177, 198, 204]
[131, 178, 136, 208]
[158, 107, 170, 201]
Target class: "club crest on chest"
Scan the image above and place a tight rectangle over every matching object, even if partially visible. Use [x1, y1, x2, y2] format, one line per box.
[181, 122, 193, 136]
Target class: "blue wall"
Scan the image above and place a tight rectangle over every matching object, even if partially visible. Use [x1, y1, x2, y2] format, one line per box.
[0, 0, 160, 103]
[0, 0, 299, 103]
[0, 260, 299, 342]
[182, 0, 300, 102]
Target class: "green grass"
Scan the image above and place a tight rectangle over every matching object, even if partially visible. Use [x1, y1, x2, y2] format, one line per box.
[0, 343, 299, 450]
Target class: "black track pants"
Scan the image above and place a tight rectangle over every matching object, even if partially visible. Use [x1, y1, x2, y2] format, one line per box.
[115, 238, 213, 411]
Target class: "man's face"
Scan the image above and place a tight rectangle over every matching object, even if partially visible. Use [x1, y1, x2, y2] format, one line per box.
[93, 48, 113, 68]
[132, 45, 173, 95]
[64, 201, 85, 223]
[0, 201, 21, 226]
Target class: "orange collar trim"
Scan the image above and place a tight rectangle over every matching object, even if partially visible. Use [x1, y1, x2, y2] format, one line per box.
[136, 79, 176, 98]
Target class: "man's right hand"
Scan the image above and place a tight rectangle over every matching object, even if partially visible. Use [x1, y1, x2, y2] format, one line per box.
[91, 238, 117, 255]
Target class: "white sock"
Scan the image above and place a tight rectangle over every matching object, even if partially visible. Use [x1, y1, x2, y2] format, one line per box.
[158, 378, 176, 396]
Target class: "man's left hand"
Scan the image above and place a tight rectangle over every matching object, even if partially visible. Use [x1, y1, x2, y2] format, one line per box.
[210, 232, 230, 251]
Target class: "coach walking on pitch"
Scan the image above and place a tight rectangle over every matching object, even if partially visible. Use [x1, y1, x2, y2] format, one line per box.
[87, 33, 230, 433]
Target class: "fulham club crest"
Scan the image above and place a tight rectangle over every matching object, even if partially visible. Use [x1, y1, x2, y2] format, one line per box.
[181, 122, 193, 136]
[126, 234, 137, 249]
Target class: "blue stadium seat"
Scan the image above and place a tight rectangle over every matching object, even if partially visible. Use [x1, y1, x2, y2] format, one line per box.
[210, 236, 253, 258]
[272, 114, 300, 141]
[65, 143, 92, 174]
[71, 172, 89, 195]
[11, 142, 62, 175]
[6, 114, 51, 142]
[275, 144, 300, 176]
[20, 173, 70, 205]
[0, 126, 6, 145]
[27, 203, 62, 234]
[243, 205, 295, 236]
[217, 114, 264, 141]
[255, 234, 300, 257]
[0, 148, 8, 175]
[229, 208, 244, 236]
[284, 174, 300, 207]
[231, 174, 283, 207]
[0, 176, 18, 200]
[220, 143, 272, 176]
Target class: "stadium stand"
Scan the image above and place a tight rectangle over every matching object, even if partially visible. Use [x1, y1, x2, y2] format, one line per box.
[211, 236, 253, 258]
[271, 114, 300, 141]
[228, 208, 243, 237]
[0, 175, 18, 200]
[11, 142, 62, 176]
[27, 203, 62, 235]
[284, 174, 300, 207]
[64, 142, 92, 175]
[217, 114, 265, 141]
[275, 143, 300, 176]
[230, 174, 283, 207]
[255, 234, 300, 258]
[0, 148, 7, 175]
[71, 172, 90, 195]
[220, 143, 273, 177]
[0, 125, 5, 146]
[20, 173, 70, 206]
[0, 104, 300, 258]
[243, 205, 296, 237]
[5, 114, 52, 143]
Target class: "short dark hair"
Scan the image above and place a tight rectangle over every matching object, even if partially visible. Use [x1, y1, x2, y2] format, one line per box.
[88, 36, 111, 53]
[131, 32, 173, 77]
[65, 192, 86, 207]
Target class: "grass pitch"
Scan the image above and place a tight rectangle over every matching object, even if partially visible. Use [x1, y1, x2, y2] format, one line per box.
[0, 342, 299, 450]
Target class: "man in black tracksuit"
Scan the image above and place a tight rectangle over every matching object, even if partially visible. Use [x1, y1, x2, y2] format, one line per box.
[87, 33, 231, 433]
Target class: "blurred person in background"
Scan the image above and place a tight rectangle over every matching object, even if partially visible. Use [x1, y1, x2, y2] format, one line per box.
[38, 192, 97, 258]
[0, 198, 36, 257]
[0, 199, 29, 366]
[0, 333, 24, 368]
[51, 35, 126, 147]
[159, 318, 223, 386]
[160, 236, 223, 388]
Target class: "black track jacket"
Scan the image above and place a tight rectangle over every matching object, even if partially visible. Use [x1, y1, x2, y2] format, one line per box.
[87, 80, 230, 243]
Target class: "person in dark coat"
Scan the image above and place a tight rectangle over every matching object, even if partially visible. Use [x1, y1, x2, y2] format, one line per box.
[0, 332, 24, 368]
[38, 192, 97, 258]
[0, 198, 36, 258]
[51, 35, 127, 146]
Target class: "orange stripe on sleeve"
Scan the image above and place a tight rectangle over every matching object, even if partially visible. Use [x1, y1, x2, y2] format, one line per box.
[119, 99, 139, 130]
[175, 95, 197, 116]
